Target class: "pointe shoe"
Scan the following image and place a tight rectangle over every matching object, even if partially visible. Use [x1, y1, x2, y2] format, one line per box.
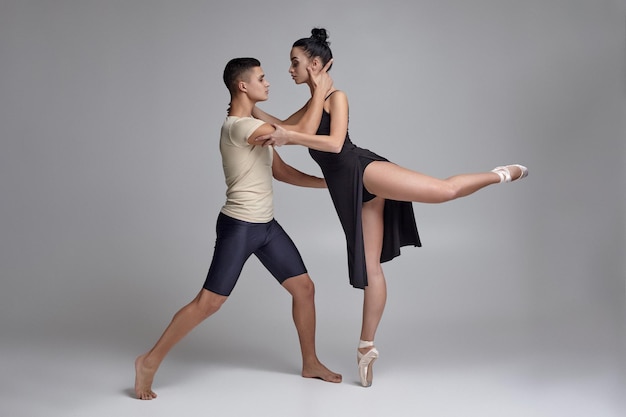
[357, 340, 379, 387]
[491, 164, 528, 183]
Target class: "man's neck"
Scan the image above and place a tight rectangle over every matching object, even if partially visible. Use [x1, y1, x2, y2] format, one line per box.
[228, 98, 255, 118]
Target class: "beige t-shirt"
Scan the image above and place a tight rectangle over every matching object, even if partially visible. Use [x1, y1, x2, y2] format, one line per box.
[219, 116, 274, 223]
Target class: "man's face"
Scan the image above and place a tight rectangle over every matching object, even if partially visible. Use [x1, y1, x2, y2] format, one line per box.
[243, 66, 270, 101]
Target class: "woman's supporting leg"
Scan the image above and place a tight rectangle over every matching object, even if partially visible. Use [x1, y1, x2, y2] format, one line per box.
[360, 196, 387, 343]
[134, 289, 227, 400]
[363, 162, 525, 204]
[358, 196, 386, 386]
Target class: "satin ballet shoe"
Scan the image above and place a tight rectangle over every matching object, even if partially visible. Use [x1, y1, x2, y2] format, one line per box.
[357, 340, 379, 387]
[491, 164, 528, 183]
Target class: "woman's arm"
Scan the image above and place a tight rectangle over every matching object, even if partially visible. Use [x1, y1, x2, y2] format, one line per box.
[257, 90, 349, 154]
[271, 149, 326, 188]
[252, 60, 334, 133]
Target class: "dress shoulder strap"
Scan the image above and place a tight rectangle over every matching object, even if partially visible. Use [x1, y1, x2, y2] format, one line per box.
[324, 90, 340, 101]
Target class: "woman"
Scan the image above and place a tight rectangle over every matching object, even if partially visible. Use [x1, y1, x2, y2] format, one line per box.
[253, 28, 528, 387]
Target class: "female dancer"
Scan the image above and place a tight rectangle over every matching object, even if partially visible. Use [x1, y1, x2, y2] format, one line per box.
[253, 28, 528, 387]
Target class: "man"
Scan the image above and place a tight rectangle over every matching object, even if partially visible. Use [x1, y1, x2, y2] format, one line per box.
[134, 57, 340, 400]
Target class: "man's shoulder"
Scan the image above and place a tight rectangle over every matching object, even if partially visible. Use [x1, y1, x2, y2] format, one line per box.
[221, 116, 266, 146]
[223, 116, 264, 130]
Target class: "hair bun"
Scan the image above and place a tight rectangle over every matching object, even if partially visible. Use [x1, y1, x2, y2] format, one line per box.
[311, 28, 329, 45]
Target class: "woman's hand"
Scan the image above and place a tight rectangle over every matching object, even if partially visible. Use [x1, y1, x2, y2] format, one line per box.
[308, 59, 334, 96]
[255, 124, 290, 147]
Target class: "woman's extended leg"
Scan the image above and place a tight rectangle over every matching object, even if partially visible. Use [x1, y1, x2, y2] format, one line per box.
[363, 162, 525, 204]
[358, 196, 386, 386]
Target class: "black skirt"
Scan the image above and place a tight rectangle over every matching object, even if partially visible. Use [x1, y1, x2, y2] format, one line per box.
[310, 110, 421, 289]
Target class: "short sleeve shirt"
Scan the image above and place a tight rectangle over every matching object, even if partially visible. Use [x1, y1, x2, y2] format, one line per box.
[219, 116, 274, 223]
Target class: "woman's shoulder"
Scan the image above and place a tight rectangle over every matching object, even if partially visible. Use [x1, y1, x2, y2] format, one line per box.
[326, 89, 347, 100]
[326, 90, 349, 109]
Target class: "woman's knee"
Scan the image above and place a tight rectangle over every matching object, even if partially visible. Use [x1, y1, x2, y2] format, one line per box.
[366, 264, 384, 282]
[432, 181, 460, 203]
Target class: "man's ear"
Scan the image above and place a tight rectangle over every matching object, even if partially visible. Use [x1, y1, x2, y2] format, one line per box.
[238, 80, 247, 92]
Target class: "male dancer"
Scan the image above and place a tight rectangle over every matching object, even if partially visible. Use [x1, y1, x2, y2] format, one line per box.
[134, 57, 340, 400]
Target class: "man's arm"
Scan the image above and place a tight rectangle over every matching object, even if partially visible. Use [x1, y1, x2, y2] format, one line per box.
[271, 149, 326, 188]
[248, 125, 325, 188]
[252, 105, 287, 125]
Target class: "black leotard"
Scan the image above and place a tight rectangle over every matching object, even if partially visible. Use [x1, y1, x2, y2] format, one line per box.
[309, 94, 421, 289]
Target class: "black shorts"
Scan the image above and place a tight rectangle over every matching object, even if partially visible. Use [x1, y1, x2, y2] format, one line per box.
[203, 213, 307, 296]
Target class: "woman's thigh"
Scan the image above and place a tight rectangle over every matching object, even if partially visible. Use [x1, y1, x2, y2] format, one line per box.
[363, 161, 453, 203]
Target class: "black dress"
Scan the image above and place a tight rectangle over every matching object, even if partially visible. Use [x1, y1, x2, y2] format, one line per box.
[310, 98, 421, 289]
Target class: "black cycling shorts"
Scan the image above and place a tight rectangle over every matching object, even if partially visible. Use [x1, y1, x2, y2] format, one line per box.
[202, 213, 307, 296]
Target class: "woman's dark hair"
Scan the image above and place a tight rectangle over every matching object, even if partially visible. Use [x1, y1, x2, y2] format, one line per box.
[223, 57, 261, 94]
[293, 28, 333, 70]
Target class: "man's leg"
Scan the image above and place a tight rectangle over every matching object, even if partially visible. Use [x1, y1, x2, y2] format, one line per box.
[135, 289, 228, 399]
[281, 273, 342, 383]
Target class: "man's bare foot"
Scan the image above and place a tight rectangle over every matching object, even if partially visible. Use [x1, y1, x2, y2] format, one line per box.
[135, 354, 158, 400]
[302, 360, 342, 383]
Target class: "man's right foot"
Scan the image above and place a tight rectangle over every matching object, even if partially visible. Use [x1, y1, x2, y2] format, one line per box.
[302, 360, 342, 383]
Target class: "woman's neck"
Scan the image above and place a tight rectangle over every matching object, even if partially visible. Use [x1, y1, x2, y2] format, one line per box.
[307, 81, 337, 99]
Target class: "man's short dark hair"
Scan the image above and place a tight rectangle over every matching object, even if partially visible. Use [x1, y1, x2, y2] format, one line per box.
[223, 57, 261, 94]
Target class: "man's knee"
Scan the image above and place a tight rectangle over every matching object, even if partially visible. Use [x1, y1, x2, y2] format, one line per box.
[283, 273, 315, 298]
[298, 277, 315, 297]
[195, 289, 228, 318]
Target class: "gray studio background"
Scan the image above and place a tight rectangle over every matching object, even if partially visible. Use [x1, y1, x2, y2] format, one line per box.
[0, 1, 624, 416]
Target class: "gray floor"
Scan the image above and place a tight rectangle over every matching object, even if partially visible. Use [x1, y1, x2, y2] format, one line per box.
[2, 247, 623, 417]
[2, 319, 622, 417]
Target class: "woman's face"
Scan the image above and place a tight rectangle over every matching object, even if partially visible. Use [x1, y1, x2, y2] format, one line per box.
[289, 47, 313, 85]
